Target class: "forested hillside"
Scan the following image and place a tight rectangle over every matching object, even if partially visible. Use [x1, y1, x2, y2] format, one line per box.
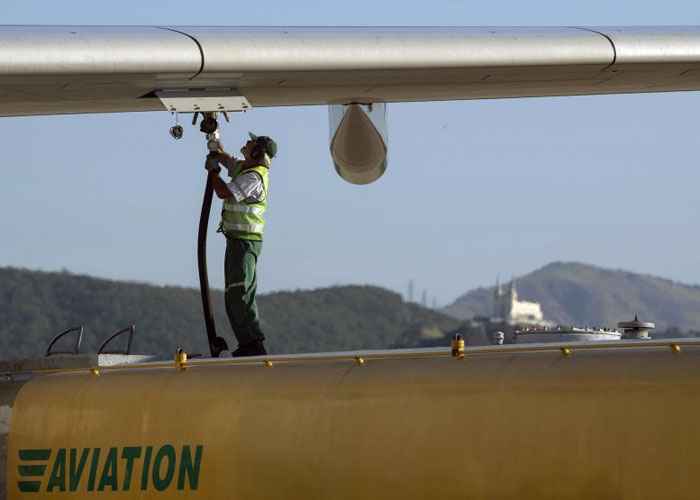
[0, 267, 457, 360]
[5, 261, 699, 361]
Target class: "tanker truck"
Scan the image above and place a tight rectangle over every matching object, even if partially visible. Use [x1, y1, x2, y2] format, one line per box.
[1, 339, 698, 500]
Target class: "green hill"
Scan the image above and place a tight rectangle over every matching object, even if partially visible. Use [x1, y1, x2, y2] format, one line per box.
[5, 261, 699, 361]
[444, 261, 700, 332]
[0, 267, 458, 360]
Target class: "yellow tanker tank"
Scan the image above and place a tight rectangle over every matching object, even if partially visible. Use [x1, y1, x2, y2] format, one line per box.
[2, 340, 700, 499]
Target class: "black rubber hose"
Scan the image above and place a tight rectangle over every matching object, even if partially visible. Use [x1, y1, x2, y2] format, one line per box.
[198, 167, 229, 357]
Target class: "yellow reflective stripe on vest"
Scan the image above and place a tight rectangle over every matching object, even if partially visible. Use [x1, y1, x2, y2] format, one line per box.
[222, 204, 265, 215]
[221, 222, 265, 233]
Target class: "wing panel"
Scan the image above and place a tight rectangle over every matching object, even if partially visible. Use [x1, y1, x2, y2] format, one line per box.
[179, 27, 615, 107]
[0, 26, 201, 76]
[583, 27, 700, 95]
[2, 26, 700, 116]
[179, 27, 613, 72]
[182, 64, 615, 107]
[0, 26, 202, 116]
[598, 26, 700, 64]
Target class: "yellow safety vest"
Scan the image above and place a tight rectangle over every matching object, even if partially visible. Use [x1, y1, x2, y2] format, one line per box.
[220, 164, 269, 241]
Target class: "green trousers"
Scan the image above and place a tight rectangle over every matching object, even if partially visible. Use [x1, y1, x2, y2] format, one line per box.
[224, 237, 264, 347]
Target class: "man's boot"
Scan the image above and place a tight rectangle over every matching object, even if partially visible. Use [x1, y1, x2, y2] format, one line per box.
[232, 323, 267, 357]
[248, 339, 267, 356]
[232, 340, 267, 357]
[248, 323, 267, 355]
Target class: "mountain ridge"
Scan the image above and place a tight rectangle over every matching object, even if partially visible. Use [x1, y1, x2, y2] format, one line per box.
[444, 261, 700, 331]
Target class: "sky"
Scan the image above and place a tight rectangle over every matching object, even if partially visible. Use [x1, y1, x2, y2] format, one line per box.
[1, 1, 700, 307]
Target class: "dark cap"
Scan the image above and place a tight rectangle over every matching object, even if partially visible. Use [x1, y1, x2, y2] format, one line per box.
[248, 132, 277, 159]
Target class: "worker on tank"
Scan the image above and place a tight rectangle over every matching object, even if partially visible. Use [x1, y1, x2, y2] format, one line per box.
[205, 132, 277, 357]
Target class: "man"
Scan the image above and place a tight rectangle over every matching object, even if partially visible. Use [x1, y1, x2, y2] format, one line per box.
[205, 132, 277, 357]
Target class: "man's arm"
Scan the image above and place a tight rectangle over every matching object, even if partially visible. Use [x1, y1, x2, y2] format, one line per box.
[210, 172, 234, 199]
[204, 155, 264, 202]
[205, 156, 233, 199]
[209, 151, 240, 173]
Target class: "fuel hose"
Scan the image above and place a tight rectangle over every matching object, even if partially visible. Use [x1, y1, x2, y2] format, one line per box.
[198, 165, 229, 357]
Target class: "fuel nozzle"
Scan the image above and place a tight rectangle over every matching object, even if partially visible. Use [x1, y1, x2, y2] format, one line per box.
[196, 112, 223, 152]
[199, 115, 218, 134]
[206, 131, 223, 153]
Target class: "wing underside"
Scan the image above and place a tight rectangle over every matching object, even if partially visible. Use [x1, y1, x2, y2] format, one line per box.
[2, 26, 700, 116]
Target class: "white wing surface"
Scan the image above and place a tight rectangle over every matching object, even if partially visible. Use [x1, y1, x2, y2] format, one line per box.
[2, 26, 700, 116]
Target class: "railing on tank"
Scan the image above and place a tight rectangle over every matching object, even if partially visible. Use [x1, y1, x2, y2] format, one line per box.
[97, 325, 136, 355]
[45, 326, 84, 356]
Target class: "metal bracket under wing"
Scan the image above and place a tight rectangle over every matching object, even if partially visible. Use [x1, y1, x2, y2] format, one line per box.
[156, 89, 251, 113]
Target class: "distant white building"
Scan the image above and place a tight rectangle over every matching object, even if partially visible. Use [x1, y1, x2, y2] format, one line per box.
[493, 279, 546, 325]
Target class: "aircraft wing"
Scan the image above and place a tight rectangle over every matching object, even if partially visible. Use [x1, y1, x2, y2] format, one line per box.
[2, 26, 700, 117]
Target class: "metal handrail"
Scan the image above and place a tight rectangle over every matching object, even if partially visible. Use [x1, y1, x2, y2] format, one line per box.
[45, 326, 84, 356]
[97, 325, 135, 355]
[94, 337, 700, 371]
[20, 337, 700, 376]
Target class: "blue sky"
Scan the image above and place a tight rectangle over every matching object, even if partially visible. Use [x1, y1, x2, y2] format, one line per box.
[1, 0, 700, 307]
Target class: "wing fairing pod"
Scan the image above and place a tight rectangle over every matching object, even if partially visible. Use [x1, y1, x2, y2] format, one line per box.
[329, 103, 388, 185]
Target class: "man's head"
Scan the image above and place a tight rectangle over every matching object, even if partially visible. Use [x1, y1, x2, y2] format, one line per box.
[241, 132, 277, 166]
